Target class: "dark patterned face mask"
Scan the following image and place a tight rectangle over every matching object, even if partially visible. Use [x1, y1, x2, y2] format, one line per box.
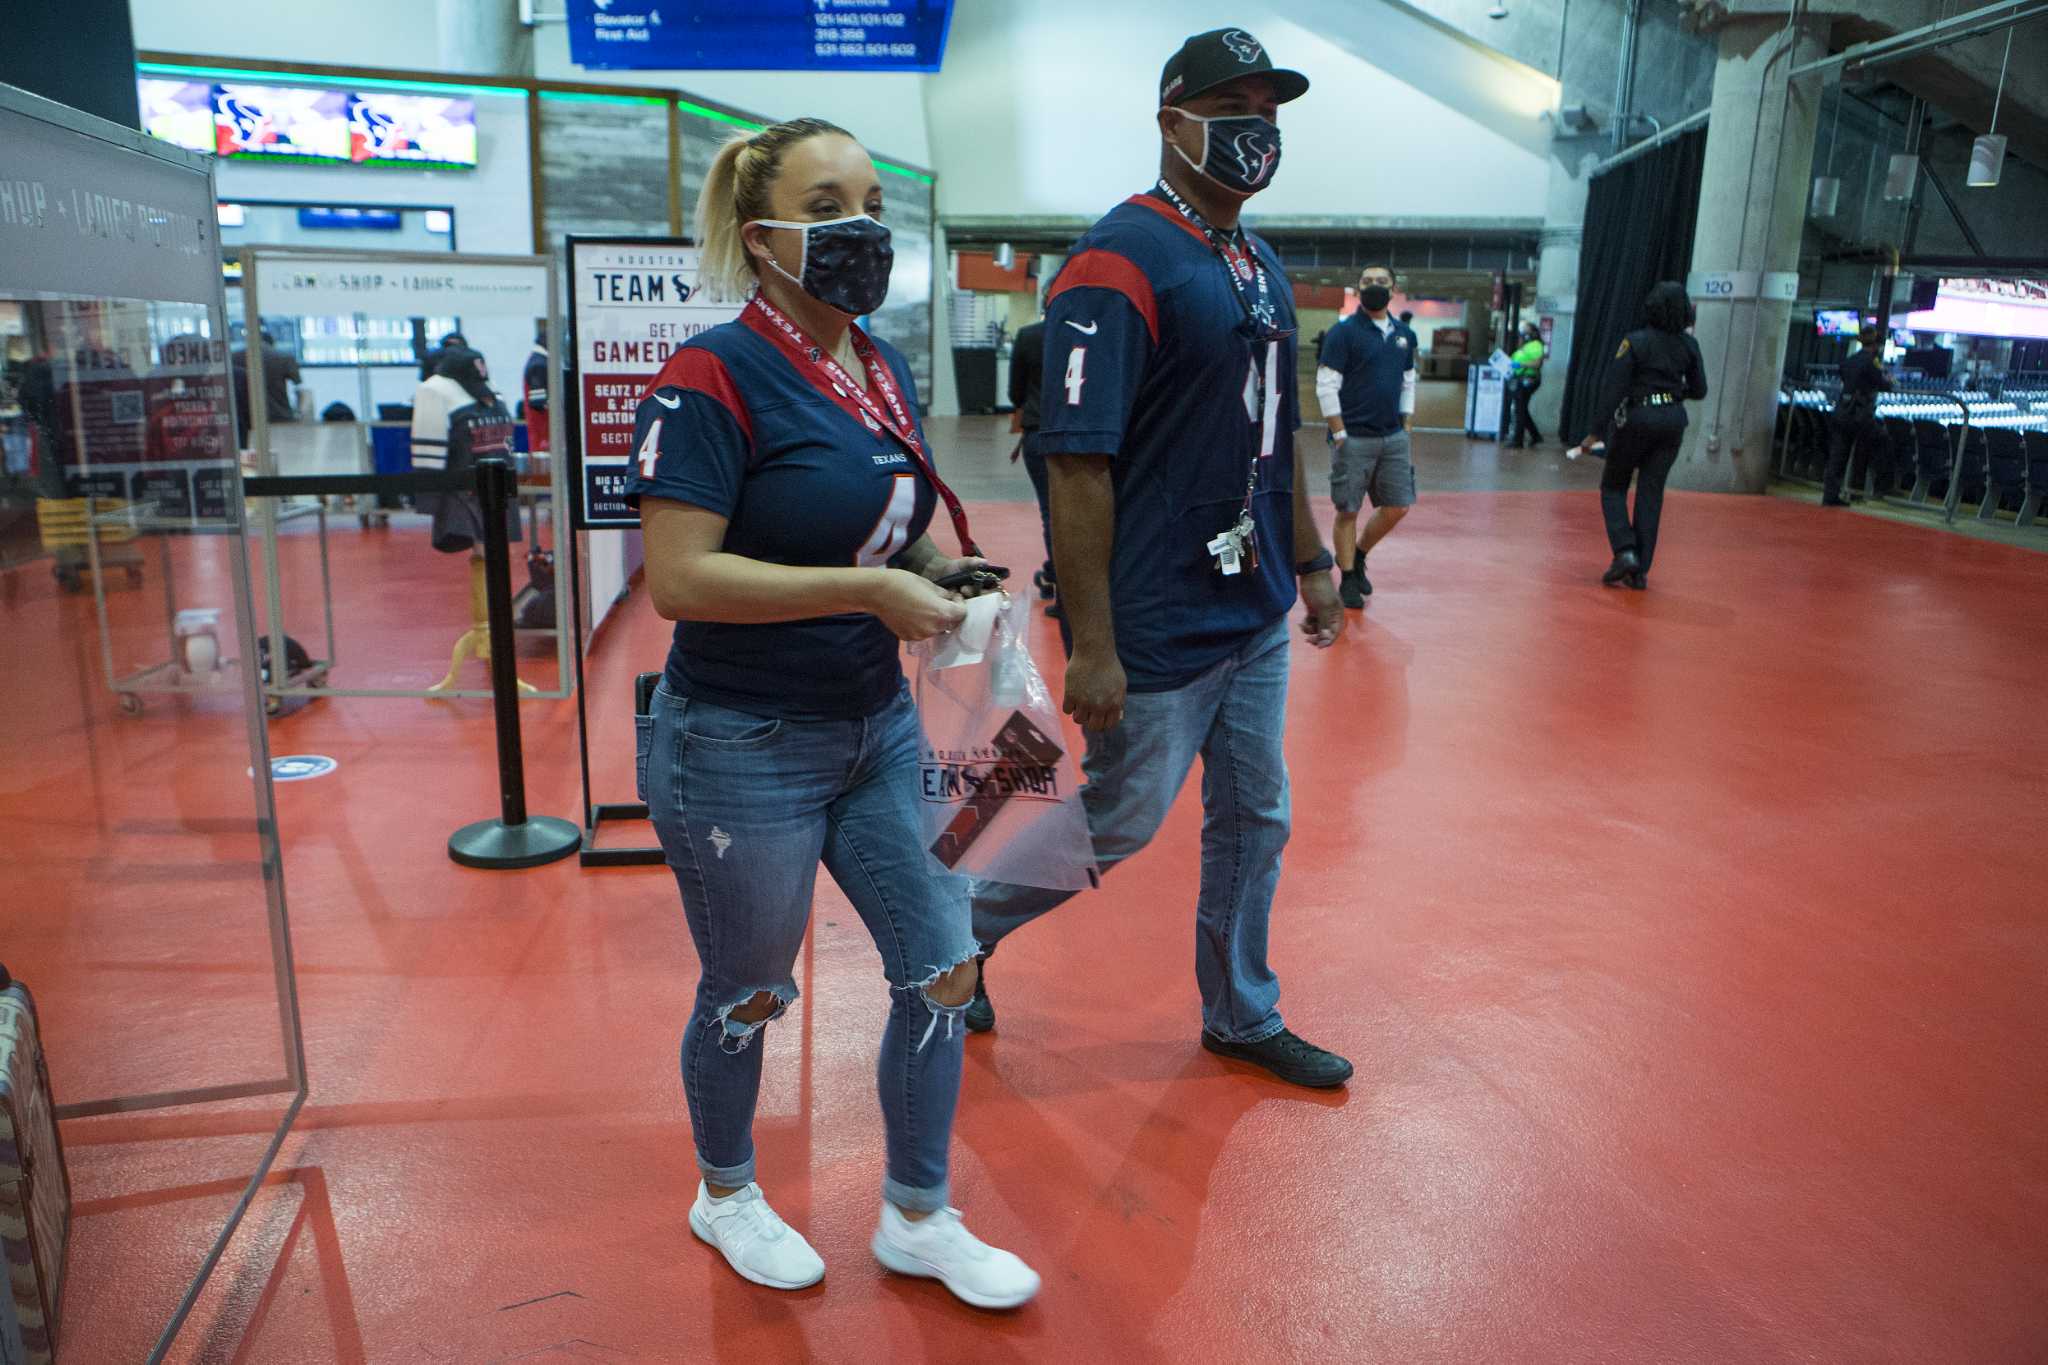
[751, 213, 895, 318]
[1171, 112, 1283, 195]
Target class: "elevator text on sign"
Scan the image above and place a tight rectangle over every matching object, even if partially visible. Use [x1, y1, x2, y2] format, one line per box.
[564, 0, 954, 73]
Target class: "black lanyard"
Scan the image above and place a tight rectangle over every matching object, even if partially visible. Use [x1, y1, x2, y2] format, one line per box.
[1152, 179, 1287, 339]
[1150, 181, 1287, 531]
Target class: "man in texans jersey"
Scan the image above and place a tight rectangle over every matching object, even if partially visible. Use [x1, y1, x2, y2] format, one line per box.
[965, 28, 1353, 1089]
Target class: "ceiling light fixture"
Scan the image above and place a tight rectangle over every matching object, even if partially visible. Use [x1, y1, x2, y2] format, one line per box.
[1967, 27, 2013, 188]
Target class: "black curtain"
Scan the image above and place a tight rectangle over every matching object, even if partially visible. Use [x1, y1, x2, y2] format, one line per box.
[1561, 125, 1709, 444]
[0, 0, 140, 128]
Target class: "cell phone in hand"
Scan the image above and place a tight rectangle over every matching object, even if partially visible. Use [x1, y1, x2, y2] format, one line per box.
[935, 564, 1010, 593]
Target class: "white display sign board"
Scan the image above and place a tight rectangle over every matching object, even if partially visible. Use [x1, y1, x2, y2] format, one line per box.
[0, 95, 220, 306]
[255, 258, 549, 317]
[1688, 270, 1800, 302]
[566, 237, 741, 528]
[1466, 358, 1510, 439]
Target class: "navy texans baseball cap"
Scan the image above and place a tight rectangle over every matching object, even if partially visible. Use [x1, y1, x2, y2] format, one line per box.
[1160, 28, 1310, 107]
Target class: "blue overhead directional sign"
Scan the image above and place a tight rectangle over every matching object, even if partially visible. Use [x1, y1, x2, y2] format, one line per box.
[566, 0, 954, 73]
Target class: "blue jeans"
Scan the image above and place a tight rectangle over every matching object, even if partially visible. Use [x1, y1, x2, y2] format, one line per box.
[640, 682, 978, 1213]
[971, 616, 1291, 1043]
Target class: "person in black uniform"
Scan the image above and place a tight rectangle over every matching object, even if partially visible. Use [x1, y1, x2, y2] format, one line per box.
[1572, 281, 1707, 590]
[1822, 323, 1892, 506]
[1006, 290, 1055, 611]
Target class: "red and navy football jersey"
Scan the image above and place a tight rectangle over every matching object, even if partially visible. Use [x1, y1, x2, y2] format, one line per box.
[625, 318, 937, 721]
[1038, 192, 1300, 690]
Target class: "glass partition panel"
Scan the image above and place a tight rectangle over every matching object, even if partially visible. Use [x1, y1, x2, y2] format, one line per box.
[0, 83, 303, 1364]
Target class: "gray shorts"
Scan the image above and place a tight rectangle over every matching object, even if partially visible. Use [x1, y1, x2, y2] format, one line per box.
[1330, 429, 1416, 513]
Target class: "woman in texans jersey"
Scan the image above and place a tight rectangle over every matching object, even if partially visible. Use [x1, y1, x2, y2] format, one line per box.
[625, 117, 1039, 1310]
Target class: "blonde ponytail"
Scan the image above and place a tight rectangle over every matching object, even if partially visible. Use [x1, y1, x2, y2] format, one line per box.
[694, 117, 854, 303]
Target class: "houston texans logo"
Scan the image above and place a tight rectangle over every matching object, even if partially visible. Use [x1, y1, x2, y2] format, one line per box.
[348, 97, 399, 154]
[1222, 30, 1263, 63]
[1230, 129, 1279, 185]
[212, 91, 279, 150]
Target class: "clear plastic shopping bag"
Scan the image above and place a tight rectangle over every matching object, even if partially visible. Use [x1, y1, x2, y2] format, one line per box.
[910, 590, 1098, 891]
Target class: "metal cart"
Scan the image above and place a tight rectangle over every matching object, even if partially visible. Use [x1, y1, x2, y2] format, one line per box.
[89, 491, 335, 717]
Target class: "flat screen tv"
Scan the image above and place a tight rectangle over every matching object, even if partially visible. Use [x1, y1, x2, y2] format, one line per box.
[139, 78, 478, 169]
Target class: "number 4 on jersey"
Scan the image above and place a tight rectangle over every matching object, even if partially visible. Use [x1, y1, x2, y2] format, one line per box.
[638, 416, 663, 478]
[1064, 346, 1086, 406]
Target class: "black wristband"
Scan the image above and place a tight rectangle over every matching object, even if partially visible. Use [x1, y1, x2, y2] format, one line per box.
[1295, 548, 1335, 576]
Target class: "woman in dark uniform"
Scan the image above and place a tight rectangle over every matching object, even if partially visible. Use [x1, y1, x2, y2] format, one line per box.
[1573, 281, 1707, 590]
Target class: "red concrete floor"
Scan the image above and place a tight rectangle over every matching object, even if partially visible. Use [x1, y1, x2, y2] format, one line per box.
[6, 489, 2048, 1363]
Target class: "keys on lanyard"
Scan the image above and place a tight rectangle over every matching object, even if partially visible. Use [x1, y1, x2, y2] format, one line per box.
[1153, 181, 1289, 581]
[1207, 508, 1260, 577]
[1208, 339, 1282, 577]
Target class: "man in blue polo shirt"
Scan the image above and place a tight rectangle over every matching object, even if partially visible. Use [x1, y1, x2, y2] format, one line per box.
[1318, 263, 1417, 606]
[963, 27, 1352, 1089]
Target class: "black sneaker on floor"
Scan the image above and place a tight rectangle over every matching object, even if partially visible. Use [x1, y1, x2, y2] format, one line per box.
[1339, 566, 1365, 610]
[963, 957, 995, 1034]
[1200, 1027, 1353, 1088]
[1356, 561, 1373, 597]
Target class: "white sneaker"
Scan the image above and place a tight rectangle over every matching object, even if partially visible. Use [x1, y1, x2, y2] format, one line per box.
[688, 1182, 824, 1290]
[871, 1202, 1040, 1309]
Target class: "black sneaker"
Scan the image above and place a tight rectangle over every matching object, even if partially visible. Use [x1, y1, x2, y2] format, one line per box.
[1602, 547, 1640, 586]
[963, 957, 995, 1034]
[1356, 561, 1373, 597]
[1200, 1027, 1352, 1088]
[1339, 566, 1365, 610]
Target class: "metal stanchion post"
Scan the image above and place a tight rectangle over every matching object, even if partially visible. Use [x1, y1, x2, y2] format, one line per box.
[448, 458, 580, 869]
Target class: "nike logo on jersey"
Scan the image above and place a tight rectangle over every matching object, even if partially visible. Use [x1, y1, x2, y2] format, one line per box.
[652, 391, 681, 409]
[1065, 320, 1099, 335]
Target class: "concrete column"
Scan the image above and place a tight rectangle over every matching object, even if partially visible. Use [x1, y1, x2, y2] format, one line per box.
[1532, 149, 1599, 440]
[437, 0, 530, 76]
[1675, 14, 1826, 493]
[928, 226, 962, 417]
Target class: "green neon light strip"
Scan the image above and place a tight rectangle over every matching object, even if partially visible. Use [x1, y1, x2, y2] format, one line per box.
[673, 100, 933, 183]
[138, 61, 524, 98]
[677, 99, 762, 131]
[875, 160, 934, 185]
[539, 90, 669, 107]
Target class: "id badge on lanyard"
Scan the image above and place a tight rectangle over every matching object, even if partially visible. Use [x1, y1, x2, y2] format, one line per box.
[1210, 338, 1282, 578]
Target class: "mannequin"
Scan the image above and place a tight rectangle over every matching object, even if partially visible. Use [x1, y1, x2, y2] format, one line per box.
[408, 348, 534, 694]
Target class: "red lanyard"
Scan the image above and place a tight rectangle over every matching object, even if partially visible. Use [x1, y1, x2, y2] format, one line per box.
[742, 296, 980, 558]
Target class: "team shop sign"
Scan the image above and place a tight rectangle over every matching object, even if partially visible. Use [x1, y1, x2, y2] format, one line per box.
[571, 242, 736, 527]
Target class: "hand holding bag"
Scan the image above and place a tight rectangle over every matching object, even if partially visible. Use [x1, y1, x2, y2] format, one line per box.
[909, 592, 1098, 891]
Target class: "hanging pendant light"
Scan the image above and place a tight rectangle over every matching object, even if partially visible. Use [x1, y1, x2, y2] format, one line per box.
[1811, 80, 1844, 217]
[1883, 154, 1918, 201]
[1967, 28, 2013, 188]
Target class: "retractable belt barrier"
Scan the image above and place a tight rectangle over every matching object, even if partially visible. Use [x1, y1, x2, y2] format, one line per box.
[242, 459, 580, 870]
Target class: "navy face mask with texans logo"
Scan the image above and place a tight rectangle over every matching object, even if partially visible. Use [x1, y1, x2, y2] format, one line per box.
[1172, 111, 1284, 195]
[752, 213, 895, 318]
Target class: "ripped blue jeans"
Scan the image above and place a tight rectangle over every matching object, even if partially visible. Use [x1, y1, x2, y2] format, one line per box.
[641, 680, 977, 1212]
